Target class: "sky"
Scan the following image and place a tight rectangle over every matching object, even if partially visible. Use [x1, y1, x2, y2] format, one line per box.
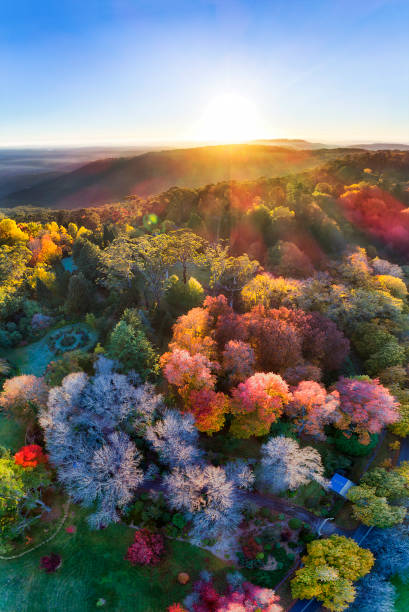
[0, 0, 408, 146]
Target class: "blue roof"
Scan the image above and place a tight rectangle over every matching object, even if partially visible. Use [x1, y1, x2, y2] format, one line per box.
[330, 473, 355, 497]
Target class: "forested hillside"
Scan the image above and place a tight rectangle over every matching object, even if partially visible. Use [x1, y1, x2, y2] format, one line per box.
[2, 144, 364, 209]
[1, 149, 409, 612]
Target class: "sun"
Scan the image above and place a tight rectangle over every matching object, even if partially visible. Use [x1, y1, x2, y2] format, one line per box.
[193, 93, 265, 143]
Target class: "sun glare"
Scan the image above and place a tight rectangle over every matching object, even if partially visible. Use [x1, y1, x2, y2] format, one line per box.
[193, 93, 266, 143]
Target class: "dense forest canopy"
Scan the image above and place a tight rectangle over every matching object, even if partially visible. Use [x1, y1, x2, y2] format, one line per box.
[1, 147, 409, 611]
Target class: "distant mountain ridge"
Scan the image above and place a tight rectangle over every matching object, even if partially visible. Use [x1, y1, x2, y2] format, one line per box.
[1, 143, 359, 210]
[351, 143, 409, 151]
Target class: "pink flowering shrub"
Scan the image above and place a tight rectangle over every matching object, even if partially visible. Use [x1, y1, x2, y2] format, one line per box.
[230, 372, 291, 438]
[178, 573, 283, 611]
[334, 376, 400, 444]
[125, 528, 165, 566]
[286, 380, 340, 440]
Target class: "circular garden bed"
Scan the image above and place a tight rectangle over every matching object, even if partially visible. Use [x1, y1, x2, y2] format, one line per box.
[47, 327, 91, 355]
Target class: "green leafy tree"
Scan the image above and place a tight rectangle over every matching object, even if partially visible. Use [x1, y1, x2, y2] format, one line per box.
[64, 272, 93, 316]
[347, 484, 406, 527]
[107, 310, 158, 380]
[167, 230, 207, 284]
[165, 275, 204, 318]
[73, 238, 102, 282]
[207, 244, 259, 305]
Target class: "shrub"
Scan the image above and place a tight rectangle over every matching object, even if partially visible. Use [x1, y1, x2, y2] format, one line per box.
[40, 553, 62, 573]
[125, 529, 165, 566]
[289, 518, 302, 530]
[14, 445, 47, 468]
[334, 430, 378, 456]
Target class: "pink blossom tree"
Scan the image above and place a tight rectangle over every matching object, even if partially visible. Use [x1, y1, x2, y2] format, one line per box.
[334, 376, 400, 444]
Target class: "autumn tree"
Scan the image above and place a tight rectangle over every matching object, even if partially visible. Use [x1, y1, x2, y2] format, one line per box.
[187, 388, 230, 434]
[169, 306, 216, 358]
[222, 340, 255, 386]
[333, 376, 399, 444]
[243, 307, 303, 373]
[241, 273, 300, 310]
[291, 535, 374, 612]
[125, 529, 164, 566]
[347, 467, 407, 527]
[286, 380, 340, 440]
[230, 373, 291, 438]
[207, 244, 259, 305]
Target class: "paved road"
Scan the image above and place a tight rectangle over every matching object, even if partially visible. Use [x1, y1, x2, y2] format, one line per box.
[398, 435, 409, 465]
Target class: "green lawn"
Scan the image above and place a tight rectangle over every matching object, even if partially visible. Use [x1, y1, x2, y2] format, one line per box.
[0, 413, 25, 451]
[0, 506, 233, 612]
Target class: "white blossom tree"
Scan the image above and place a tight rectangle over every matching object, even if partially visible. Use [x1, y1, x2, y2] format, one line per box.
[258, 436, 328, 494]
[145, 409, 203, 469]
[164, 464, 246, 540]
[39, 360, 158, 527]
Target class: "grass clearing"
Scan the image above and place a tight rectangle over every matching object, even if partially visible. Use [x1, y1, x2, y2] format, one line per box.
[0, 505, 233, 612]
[0, 412, 25, 451]
[4, 323, 97, 376]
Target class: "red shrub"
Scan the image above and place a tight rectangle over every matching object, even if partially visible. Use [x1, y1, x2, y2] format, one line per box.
[40, 553, 61, 573]
[125, 529, 165, 566]
[14, 444, 47, 468]
[241, 536, 263, 559]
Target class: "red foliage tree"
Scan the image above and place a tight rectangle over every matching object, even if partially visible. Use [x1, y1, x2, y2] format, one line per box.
[174, 573, 283, 611]
[125, 529, 164, 566]
[40, 553, 61, 573]
[266, 307, 349, 371]
[241, 535, 263, 559]
[340, 185, 409, 254]
[188, 388, 230, 434]
[243, 307, 303, 373]
[160, 348, 217, 399]
[222, 340, 255, 386]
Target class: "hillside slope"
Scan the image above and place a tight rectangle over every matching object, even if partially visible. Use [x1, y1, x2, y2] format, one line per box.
[2, 144, 360, 209]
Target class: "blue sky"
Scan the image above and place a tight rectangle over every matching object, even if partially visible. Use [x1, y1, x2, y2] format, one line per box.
[0, 0, 408, 145]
